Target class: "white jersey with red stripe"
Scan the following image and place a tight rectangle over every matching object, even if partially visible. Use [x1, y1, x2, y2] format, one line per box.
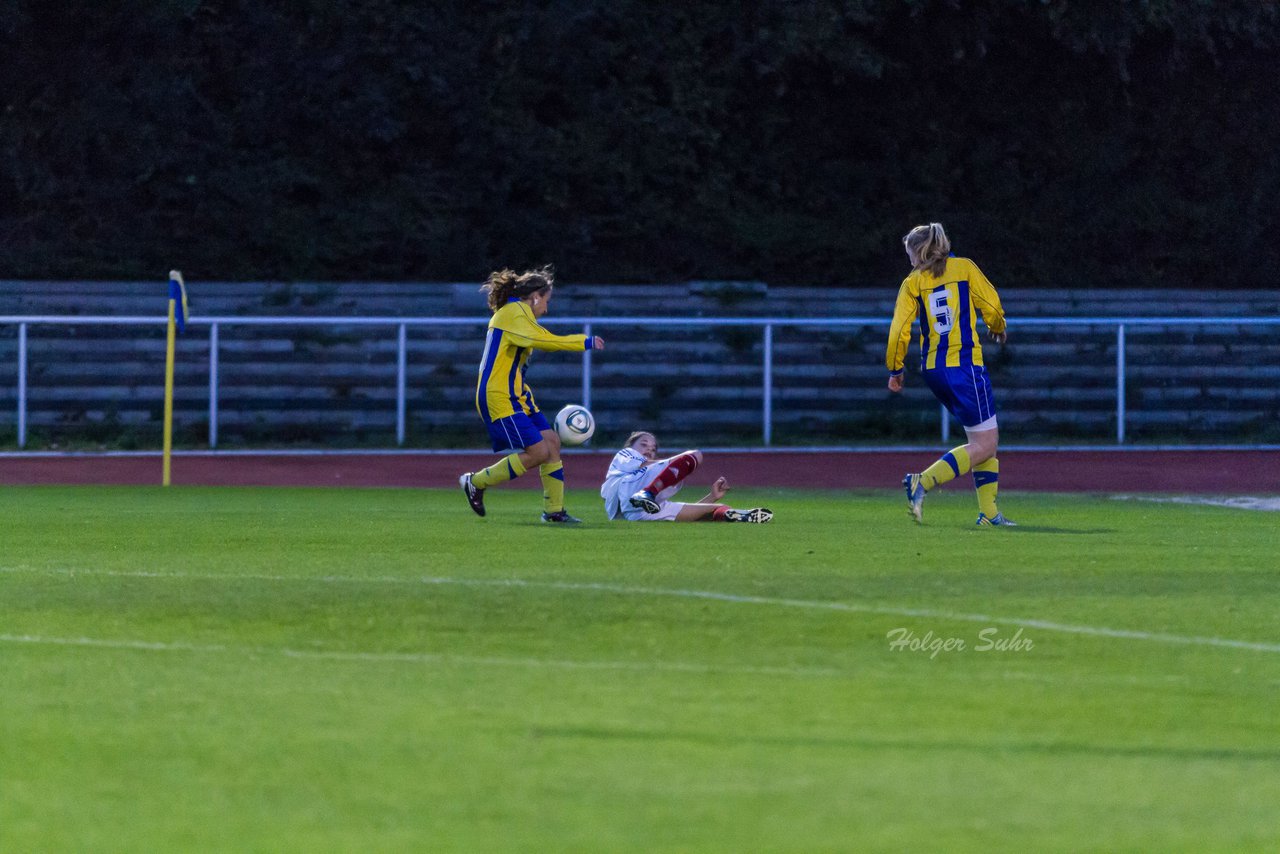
[600, 447, 683, 520]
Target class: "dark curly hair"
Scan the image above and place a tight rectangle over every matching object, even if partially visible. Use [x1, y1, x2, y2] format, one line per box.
[480, 265, 555, 312]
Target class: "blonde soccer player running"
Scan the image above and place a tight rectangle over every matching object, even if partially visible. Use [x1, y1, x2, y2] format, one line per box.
[886, 223, 1014, 526]
[601, 431, 772, 523]
[459, 266, 605, 523]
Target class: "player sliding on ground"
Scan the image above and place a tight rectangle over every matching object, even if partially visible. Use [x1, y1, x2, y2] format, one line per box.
[601, 431, 773, 523]
[886, 222, 1015, 527]
[459, 266, 605, 524]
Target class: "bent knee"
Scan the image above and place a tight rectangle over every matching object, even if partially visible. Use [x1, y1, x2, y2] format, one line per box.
[971, 439, 998, 464]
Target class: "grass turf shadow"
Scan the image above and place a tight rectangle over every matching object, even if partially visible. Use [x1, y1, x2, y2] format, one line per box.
[532, 725, 1280, 763]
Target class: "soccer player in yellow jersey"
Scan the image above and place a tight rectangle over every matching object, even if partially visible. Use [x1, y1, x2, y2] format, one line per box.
[459, 266, 605, 523]
[886, 223, 1014, 526]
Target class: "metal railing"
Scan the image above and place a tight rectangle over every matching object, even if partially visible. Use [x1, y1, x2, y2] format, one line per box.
[3, 314, 1279, 449]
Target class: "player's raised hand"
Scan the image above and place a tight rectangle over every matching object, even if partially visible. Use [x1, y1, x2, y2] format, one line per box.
[591, 336, 605, 350]
[710, 476, 729, 501]
[887, 374, 904, 393]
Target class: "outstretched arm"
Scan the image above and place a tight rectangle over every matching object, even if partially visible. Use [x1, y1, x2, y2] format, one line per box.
[498, 307, 603, 352]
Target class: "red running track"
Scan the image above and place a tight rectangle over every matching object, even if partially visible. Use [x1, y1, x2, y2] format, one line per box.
[1, 450, 1276, 493]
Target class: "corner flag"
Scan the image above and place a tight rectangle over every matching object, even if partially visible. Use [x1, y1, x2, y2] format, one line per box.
[169, 270, 189, 333]
[163, 270, 189, 486]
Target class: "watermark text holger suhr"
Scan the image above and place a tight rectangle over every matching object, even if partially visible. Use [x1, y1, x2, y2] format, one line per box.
[886, 627, 1034, 659]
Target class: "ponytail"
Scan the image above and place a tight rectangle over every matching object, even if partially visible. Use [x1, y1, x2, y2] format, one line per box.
[903, 223, 952, 278]
[480, 265, 555, 312]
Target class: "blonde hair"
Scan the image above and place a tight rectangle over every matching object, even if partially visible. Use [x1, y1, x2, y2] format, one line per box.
[903, 223, 951, 278]
[479, 265, 555, 312]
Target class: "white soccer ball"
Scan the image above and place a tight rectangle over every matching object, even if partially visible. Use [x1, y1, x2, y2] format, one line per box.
[554, 404, 595, 446]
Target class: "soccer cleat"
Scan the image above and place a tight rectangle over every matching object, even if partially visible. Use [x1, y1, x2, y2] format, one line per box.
[976, 512, 1017, 527]
[629, 489, 660, 514]
[541, 510, 582, 524]
[459, 473, 485, 517]
[903, 473, 925, 524]
[725, 507, 773, 524]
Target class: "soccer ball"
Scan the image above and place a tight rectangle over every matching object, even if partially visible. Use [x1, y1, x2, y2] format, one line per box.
[554, 404, 595, 446]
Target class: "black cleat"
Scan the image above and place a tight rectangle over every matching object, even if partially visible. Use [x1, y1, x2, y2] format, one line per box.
[725, 507, 773, 524]
[459, 473, 485, 517]
[541, 510, 582, 524]
[629, 489, 660, 514]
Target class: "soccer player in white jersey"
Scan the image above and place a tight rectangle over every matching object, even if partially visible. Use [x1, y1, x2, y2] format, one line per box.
[600, 431, 772, 523]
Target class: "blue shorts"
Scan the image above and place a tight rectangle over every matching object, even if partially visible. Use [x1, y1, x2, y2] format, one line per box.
[485, 409, 551, 452]
[922, 365, 998, 430]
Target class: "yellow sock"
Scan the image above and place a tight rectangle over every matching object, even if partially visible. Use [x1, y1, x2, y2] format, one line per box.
[540, 461, 565, 513]
[973, 458, 999, 517]
[921, 446, 971, 490]
[470, 452, 526, 489]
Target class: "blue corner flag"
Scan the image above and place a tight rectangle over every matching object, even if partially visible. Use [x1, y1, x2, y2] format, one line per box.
[163, 270, 189, 486]
[168, 270, 189, 333]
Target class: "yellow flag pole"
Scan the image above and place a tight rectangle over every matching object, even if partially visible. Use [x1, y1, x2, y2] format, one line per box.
[163, 295, 177, 486]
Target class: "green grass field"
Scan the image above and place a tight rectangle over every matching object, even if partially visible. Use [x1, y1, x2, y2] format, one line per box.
[3, 485, 1278, 852]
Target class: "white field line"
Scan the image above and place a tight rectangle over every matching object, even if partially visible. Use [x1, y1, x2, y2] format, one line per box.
[0, 631, 1202, 689]
[463, 578, 1280, 654]
[0, 633, 841, 679]
[278, 648, 841, 678]
[0, 634, 227, 653]
[4, 565, 1279, 655]
[1112, 494, 1280, 512]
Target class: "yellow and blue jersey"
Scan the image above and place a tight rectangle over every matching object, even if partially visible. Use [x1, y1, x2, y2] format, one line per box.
[475, 299, 591, 421]
[886, 256, 1006, 373]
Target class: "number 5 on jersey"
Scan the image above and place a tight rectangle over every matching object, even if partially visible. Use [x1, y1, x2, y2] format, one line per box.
[927, 287, 954, 335]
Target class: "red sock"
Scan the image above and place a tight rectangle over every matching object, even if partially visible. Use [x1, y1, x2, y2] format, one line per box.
[643, 451, 699, 494]
[711, 505, 730, 522]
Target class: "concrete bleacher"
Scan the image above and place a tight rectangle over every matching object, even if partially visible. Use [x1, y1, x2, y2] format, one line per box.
[1, 281, 1277, 447]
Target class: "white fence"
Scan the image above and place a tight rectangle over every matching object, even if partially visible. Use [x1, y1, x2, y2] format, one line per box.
[3, 314, 1279, 449]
